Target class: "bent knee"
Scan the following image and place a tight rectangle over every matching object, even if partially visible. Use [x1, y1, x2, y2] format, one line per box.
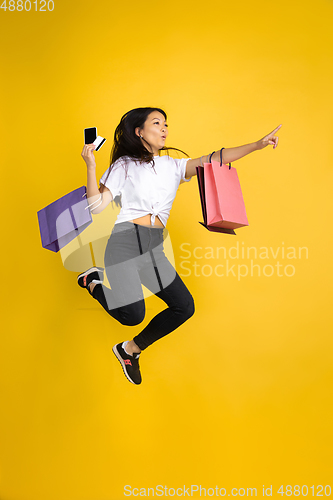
[120, 314, 145, 326]
[179, 295, 195, 321]
[118, 306, 145, 326]
[186, 296, 195, 318]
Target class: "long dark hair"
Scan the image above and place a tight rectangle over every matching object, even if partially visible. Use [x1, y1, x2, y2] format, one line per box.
[103, 107, 189, 206]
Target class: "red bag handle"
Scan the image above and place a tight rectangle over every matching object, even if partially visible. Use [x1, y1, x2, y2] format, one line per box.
[209, 148, 232, 170]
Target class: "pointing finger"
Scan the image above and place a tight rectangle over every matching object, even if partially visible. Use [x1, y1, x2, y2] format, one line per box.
[272, 124, 282, 134]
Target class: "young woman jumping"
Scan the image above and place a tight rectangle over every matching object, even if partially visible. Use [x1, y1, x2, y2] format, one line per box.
[78, 107, 281, 385]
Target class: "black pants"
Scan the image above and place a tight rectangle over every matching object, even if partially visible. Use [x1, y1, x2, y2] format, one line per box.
[91, 221, 195, 350]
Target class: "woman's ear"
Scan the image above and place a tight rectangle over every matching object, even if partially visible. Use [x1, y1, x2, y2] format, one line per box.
[135, 127, 141, 138]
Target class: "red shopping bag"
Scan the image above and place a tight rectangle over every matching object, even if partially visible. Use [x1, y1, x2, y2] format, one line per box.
[196, 150, 249, 234]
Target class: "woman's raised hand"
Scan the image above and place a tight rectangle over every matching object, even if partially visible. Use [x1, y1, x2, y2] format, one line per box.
[81, 144, 96, 170]
[257, 124, 282, 150]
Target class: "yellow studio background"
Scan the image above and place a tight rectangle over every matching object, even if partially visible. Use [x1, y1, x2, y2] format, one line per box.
[0, 0, 332, 498]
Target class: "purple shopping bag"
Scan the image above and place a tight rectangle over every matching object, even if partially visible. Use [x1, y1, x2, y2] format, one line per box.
[37, 186, 93, 252]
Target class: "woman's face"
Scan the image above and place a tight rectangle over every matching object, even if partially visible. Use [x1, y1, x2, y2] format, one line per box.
[136, 111, 169, 155]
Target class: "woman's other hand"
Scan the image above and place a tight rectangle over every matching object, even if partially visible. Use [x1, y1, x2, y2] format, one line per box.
[81, 144, 96, 170]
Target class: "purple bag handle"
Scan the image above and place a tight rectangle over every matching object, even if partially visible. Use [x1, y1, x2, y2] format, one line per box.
[209, 148, 231, 170]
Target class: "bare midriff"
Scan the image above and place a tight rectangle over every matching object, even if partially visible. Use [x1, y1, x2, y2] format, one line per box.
[129, 214, 164, 227]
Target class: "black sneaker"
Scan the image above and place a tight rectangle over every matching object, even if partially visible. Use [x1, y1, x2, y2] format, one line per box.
[112, 342, 142, 385]
[77, 267, 104, 289]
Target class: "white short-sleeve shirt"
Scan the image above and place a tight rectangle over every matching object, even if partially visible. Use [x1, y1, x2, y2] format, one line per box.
[99, 155, 191, 227]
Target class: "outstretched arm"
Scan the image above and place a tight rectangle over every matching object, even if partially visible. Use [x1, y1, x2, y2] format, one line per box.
[184, 124, 282, 179]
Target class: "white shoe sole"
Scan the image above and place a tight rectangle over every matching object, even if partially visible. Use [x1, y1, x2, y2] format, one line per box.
[77, 266, 104, 280]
